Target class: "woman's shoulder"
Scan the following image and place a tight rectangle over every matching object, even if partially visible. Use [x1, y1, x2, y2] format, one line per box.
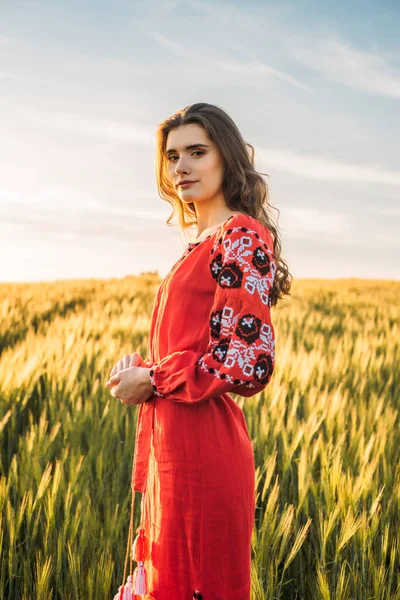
[221, 212, 273, 247]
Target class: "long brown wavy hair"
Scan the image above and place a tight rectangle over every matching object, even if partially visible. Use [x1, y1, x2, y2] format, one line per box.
[155, 102, 292, 308]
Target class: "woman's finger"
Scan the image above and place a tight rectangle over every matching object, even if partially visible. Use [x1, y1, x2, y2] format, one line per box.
[130, 352, 143, 367]
[109, 353, 143, 384]
[106, 373, 120, 388]
[123, 353, 131, 370]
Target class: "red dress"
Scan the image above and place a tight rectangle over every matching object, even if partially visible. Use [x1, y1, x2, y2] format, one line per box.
[132, 213, 276, 600]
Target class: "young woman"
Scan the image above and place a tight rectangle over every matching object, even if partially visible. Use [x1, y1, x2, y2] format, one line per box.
[106, 102, 291, 600]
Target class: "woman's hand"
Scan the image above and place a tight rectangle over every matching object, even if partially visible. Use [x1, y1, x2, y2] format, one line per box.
[108, 352, 146, 378]
[105, 352, 154, 405]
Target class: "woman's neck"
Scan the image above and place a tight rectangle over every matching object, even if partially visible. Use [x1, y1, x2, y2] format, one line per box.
[194, 211, 245, 242]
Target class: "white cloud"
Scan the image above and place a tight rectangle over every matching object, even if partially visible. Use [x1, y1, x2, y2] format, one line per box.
[0, 185, 170, 244]
[256, 147, 400, 185]
[278, 205, 350, 237]
[184, 2, 400, 99]
[0, 186, 165, 216]
[147, 30, 313, 93]
[0, 34, 19, 45]
[0, 192, 167, 244]
[374, 232, 400, 246]
[369, 204, 400, 217]
[0, 69, 46, 83]
[26, 110, 155, 144]
[293, 37, 400, 98]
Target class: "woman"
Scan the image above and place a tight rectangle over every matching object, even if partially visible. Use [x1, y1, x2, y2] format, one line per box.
[106, 102, 292, 600]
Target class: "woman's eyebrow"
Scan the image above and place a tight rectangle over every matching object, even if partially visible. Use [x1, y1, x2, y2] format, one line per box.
[165, 143, 210, 155]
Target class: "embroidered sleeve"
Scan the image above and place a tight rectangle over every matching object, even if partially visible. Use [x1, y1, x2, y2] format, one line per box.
[149, 218, 276, 403]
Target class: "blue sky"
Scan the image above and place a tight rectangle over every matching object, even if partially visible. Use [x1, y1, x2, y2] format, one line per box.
[0, 0, 399, 282]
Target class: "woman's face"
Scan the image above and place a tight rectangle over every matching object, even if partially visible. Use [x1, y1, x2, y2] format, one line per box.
[165, 124, 225, 205]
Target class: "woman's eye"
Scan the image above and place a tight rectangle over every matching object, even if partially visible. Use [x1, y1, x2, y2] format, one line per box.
[168, 151, 204, 161]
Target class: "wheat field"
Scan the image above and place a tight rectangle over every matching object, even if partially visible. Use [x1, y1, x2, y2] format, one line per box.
[0, 276, 399, 599]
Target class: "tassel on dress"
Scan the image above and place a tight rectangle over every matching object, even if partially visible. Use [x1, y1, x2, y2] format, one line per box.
[112, 448, 155, 600]
[111, 577, 136, 600]
[131, 526, 151, 595]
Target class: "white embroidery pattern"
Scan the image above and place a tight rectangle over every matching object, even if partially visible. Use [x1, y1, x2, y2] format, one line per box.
[211, 225, 276, 306]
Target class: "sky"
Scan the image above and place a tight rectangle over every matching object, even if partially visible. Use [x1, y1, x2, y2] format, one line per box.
[0, 0, 399, 282]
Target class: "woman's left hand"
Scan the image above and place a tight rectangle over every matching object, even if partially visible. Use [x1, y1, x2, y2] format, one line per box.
[105, 366, 153, 405]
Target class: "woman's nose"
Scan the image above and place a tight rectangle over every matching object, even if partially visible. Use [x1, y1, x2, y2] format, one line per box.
[176, 165, 189, 174]
[175, 157, 190, 173]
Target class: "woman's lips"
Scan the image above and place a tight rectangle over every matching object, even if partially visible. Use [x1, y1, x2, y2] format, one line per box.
[179, 181, 197, 187]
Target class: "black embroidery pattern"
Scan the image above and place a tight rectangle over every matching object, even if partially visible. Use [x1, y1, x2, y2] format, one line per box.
[199, 222, 276, 391]
[211, 338, 230, 363]
[209, 225, 275, 307]
[210, 309, 223, 338]
[211, 259, 243, 289]
[197, 303, 275, 390]
[236, 313, 262, 345]
[252, 245, 271, 276]
[254, 353, 274, 385]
